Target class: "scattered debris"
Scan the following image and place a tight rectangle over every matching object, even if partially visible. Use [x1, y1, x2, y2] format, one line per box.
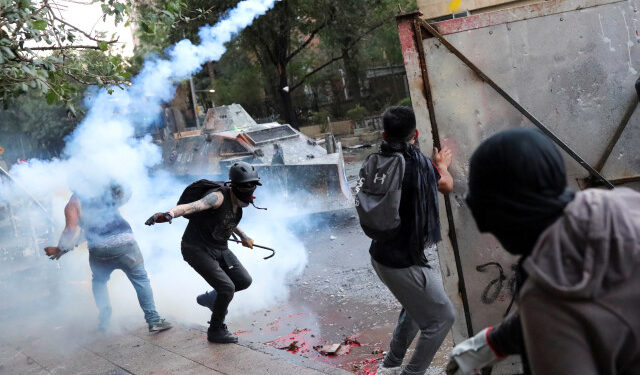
[265, 328, 315, 354]
[284, 341, 300, 352]
[330, 235, 337, 240]
[314, 335, 363, 357]
[346, 355, 384, 375]
[343, 336, 361, 346]
[314, 343, 341, 356]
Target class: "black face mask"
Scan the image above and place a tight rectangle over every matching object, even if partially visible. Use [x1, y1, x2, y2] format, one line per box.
[232, 183, 257, 204]
[466, 129, 575, 256]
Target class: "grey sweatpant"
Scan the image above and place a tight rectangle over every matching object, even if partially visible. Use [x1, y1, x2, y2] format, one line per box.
[371, 256, 455, 375]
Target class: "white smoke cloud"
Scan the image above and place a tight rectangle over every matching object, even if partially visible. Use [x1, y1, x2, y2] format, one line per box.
[0, 0, 312, 333]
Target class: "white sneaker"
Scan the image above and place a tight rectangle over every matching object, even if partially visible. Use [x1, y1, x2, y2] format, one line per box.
[376, 364, 402, 375]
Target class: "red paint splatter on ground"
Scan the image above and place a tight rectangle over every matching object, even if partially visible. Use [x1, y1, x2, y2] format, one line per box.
[636, 30, 638, 36]
[233, 330, 252, 336]
[345, 355, 384, 375]
[265, 328, 316, 354]
[287, 312, 307, 319]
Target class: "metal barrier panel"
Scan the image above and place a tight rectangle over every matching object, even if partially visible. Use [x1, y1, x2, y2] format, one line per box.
[398, 0, 640, 373]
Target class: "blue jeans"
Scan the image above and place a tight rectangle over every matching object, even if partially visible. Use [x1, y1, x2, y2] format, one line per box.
[89, 242, 160, 324]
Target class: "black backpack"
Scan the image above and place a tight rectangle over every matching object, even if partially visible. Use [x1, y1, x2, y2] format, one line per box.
[355, 152, 405, 240]
[177, 179, 225, 219]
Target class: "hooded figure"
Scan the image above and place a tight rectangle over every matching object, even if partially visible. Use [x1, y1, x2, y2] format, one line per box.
[448, 128, 640, 375]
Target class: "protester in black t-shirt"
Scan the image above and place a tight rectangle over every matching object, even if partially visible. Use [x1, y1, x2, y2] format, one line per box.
[145, 161, 260, 344]
[372, 106, 455, 375]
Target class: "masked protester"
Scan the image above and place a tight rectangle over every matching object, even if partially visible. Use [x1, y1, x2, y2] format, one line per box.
[44, 183, 172, 333]
[145, 161, 260, 343]
[448, 128, 640, 375]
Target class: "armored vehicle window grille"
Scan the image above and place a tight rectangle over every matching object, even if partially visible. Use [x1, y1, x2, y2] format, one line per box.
[245, 125, 298, 145]
[219, 139, 252, 156]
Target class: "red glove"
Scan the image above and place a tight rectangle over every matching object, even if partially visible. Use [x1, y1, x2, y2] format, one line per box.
[145, 212, 173, 225]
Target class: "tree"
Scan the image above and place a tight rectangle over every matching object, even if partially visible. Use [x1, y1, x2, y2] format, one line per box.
[316, 0, 409, 103]
[0, 0, 134, 106]
[240, 0, 336, 128]
[130, 0, 418, 127]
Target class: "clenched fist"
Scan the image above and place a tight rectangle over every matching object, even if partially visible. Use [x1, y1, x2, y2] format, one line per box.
[45, 246, 65, 260]
[145, 212, 173, 225]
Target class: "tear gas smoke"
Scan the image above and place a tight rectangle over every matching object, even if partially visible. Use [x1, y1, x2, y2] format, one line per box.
[0, 0, 311, 334]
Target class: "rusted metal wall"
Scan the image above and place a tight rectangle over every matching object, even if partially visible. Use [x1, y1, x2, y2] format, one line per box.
[398, 0, 640, 372]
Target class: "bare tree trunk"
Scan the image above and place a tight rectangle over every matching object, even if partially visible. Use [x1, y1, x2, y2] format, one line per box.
[276, 63, 298, 128]
[342, 48, 361, 102]
[206, 62, 216, 83]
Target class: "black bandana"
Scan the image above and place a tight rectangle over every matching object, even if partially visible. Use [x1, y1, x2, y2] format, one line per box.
[466, 128, 575, 255]
[232, 185, 256, 204]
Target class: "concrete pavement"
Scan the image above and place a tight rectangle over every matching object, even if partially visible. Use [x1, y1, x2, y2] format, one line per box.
[0, 323, 352, 375]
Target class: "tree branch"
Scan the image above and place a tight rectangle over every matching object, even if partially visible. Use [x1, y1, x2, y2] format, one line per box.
[290, 54, 344, 92]
[29, 44, 103, 50]
[247, 28, 277, 65]
[286, 20, 327, 63]
[288, 17, 392, 93]
[50, 12, 119, 44]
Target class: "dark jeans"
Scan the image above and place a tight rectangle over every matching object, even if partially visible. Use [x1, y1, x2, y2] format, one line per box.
[89, 242, 160, 324]
[181, 241, 252, 326]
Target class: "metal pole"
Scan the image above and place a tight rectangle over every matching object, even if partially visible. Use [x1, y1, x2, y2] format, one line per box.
[189, 76, 201, 128]
[410, 17, 474, 338]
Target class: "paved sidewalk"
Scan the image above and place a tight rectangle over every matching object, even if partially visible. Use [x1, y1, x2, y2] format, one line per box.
[0, 323, 351, 375]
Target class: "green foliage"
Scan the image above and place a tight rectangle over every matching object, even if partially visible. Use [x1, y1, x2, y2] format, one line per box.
[212, 42, 266, 117]
[130, 0, 418, 126]
[310, 110, 330, 125]
[346, 104, 368, 122]
[130, 0, 221, 71]
[0, 0, 134, 105]
[0, 92, 83, 156]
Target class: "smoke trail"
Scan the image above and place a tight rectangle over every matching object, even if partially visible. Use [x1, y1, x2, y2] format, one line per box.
[0, 0, 313, 333]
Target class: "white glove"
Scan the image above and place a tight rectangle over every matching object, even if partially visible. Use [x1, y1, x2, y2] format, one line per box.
[446, 327, 501, 375]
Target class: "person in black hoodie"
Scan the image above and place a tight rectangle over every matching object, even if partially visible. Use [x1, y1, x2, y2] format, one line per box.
[373, 106, 455, 375]
[448, 128, 640, 375]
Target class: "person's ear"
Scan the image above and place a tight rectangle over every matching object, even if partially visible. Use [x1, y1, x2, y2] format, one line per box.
[382, 131, 388, 140]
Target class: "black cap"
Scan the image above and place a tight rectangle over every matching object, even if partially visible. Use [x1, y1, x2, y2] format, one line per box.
[228, 161, 262, 185]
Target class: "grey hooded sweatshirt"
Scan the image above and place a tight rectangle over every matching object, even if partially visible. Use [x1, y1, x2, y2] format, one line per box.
[519, 188, 640, 375]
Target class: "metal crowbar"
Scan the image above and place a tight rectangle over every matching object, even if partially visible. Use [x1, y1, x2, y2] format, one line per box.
[228, 238, 275, 260]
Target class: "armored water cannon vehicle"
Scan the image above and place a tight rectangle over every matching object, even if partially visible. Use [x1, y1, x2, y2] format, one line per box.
[158, 104, 353, 214]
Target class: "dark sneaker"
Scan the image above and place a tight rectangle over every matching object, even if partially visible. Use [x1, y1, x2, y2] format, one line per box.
[207, 324, 238, 344]
[196, 290, 217, 311]
[148, 319, 173, 333]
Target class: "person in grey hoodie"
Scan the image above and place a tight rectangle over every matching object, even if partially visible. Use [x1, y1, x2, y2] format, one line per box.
[448, 128, 640, 375]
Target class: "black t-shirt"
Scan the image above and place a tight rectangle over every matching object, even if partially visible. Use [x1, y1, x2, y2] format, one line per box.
[182, 186, 242, 249]
[368, 153, 441, 268]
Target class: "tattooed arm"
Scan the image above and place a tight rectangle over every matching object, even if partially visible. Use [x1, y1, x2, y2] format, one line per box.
[145, 190, 224, 225]
[170, 190, 224, 218]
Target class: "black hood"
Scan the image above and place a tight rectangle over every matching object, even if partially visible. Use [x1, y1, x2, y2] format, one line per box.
[466, 128, 574, 256]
